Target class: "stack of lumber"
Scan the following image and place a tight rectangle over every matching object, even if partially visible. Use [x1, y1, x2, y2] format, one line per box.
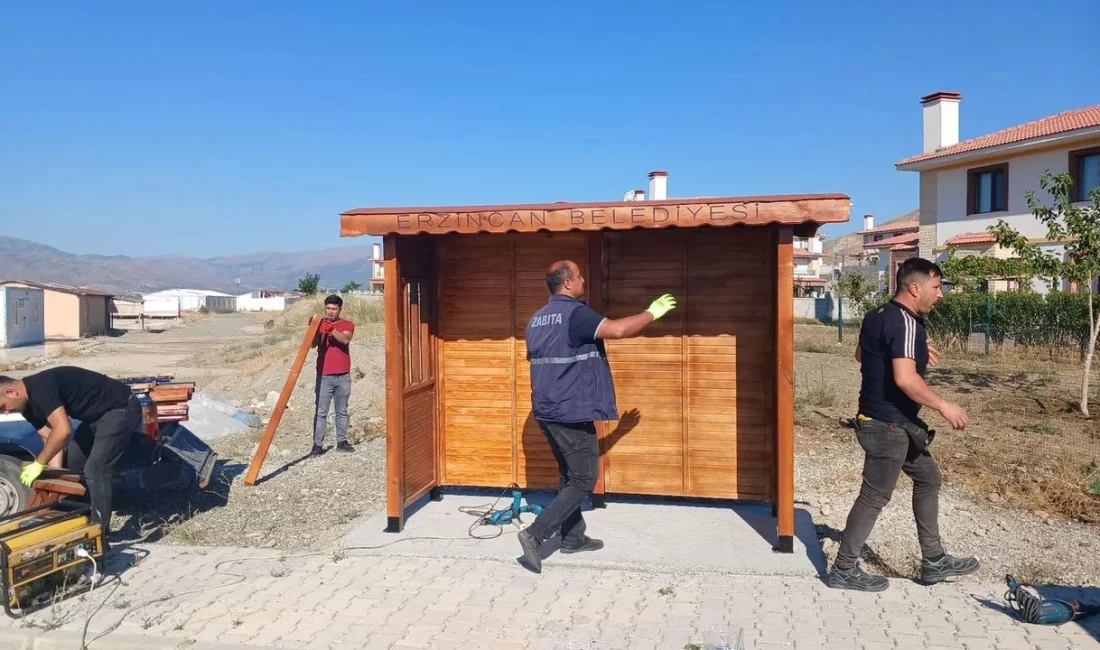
[116, 374, 197, 423]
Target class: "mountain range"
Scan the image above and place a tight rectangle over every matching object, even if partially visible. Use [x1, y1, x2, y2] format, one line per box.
[0, 236, 377, 296]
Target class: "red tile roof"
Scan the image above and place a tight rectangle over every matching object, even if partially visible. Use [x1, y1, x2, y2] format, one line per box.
[891, 243, 918, 252]
[864, 231, 919, 249]
[793, 249, 822, 258]
[859, 220, 920, 235]
[897, 104, 1100, 167]
[945, 232, 997, 246]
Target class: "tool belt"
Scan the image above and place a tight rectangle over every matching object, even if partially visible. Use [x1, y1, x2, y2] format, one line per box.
[856, 414, 936, 454]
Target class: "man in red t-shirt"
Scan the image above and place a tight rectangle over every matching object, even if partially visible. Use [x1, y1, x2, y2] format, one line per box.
[311, 294, 356, 456]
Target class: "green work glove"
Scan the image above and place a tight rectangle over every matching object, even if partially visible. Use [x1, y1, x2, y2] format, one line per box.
[20, 461, 45, 487]
[646, 293, 677, 320]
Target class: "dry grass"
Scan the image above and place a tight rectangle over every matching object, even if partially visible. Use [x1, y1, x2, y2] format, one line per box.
[794, 323, 1100, 524]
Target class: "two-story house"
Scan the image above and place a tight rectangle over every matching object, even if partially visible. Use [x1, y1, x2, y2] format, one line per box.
[367, 242, 384, 294]
[855, 213, 921, 292]
[896, 92, 1100, 293]
[793, 233, 828, 295]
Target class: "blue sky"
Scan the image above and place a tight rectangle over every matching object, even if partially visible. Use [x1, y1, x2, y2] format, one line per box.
[2, 1, 1097, 258]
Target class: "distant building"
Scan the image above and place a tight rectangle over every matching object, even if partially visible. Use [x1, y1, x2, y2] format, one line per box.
[0, 280, 111, 339]
[0, 285, 45, 348]
[367, 242, 384, 294]
[793, 234, 828, 296]
[857, 214, 921, 293]
[236, 290, 287, 312]
[896, 92, 1100, 294]
[142, 289, 237, 314]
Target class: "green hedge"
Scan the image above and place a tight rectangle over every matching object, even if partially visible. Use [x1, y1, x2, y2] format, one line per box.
[924, 292, 1098, 352]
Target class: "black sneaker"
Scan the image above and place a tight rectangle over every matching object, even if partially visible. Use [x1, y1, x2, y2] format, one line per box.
[826, 564, 889, 592]
[560, 536, 604, 554]
[517, 529, 542, 574]
[920, 554, 980, 584]
[336, 441, 355, 453]
[310, 445, 325, 457]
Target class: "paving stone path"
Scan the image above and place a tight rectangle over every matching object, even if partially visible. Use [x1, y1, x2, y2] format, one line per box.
[1, 544, 1097, 650]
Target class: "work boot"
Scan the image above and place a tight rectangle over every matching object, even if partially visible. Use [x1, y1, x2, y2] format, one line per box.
[560, 536, 604, 554]
[517, 528, 542, 574]
[826, 563, 889, 592]
[310, 445, 325, 457]
[336, 440, 355, 453]
[920, 554, 980, 584]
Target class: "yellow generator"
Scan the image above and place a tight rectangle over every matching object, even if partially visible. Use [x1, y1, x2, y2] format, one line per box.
[0, 500, 105, 616]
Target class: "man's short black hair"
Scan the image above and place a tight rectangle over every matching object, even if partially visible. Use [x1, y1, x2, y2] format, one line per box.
[0, 376, 14, 389]
[324, 294, 343, 307]
[895, 257, 943, 293]
[546, 263, 574, 295]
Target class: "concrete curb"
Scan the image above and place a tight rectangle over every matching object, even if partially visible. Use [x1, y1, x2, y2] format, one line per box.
[0, 628, 293, 650]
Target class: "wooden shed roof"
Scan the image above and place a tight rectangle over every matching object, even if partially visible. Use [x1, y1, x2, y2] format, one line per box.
[340, 193, 850, 238]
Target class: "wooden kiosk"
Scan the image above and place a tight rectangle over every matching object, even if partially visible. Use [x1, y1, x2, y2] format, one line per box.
[340, 192, 850, 552]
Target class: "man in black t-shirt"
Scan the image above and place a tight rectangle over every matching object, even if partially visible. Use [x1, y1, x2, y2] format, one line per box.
[827, 258, 979, 592]
[0, 366, 140, 532]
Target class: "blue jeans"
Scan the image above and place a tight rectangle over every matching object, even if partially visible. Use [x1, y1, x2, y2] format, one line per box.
[314, 373, 351, 446]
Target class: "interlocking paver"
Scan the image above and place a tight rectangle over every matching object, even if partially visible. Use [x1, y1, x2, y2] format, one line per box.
[2, 544, 1099, 650]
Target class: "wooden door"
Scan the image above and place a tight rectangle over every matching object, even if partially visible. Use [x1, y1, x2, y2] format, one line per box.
[603, 228, 774, 500]
[400, 276, 438, 502]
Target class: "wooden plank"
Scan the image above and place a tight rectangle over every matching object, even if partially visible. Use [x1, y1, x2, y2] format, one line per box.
[775, 225, 796, 546]
[383, 236, 406, 526]
[244, 314, 323, 487]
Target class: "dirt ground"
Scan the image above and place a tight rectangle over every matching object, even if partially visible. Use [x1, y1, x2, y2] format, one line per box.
[13, 309, 1100, 584]
[794, 322, 1100, 585]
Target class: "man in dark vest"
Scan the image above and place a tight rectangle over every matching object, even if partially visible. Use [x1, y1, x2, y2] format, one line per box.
[517, 259, 676, 573]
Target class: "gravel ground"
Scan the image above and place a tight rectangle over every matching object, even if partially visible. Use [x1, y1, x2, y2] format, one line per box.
[796, 409, 1100, 587]
[113, 305, 390, 553]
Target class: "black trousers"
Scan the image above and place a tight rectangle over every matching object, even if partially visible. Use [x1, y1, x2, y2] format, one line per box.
[835, 417, 945, 569]
[66, 396, 142, 532]
[526, 420, 599, 547]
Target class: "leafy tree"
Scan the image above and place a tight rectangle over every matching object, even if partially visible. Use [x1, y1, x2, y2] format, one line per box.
[342, 281, 362, 293]
[988, 171, 1100, 417]
[297, 273, 321, 296]
[938, 250, 1037, 293]
[834, 269, 889, 321]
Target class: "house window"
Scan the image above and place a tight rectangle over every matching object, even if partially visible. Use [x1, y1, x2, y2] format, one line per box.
[1070, 146, 1100, 203]
[967, 163, 1008, 214]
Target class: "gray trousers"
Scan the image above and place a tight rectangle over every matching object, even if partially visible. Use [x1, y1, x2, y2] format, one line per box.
[835, 417, 944, 569]
[314, 373, 351, 446]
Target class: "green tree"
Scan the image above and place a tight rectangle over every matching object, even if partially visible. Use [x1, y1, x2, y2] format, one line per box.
[297, 273, 321, 295]
[938, 250, 1037, 293]
[988, 171, 1100, 417]
[342, 281, 362, 293]
[834, 269, 889, 321]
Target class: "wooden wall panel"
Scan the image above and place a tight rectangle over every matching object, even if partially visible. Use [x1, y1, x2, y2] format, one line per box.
[603, 231, 685, 496]
[439, 232, 592, 489]
[402, 387, 436, 499]
[603, 227, 776, 500]
[438, 236, 514, 486]
[684, 228, 774, 500]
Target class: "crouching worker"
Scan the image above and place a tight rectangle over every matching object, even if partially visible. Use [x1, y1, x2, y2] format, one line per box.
[516, 260, 677, 573]
[0, 366, 140, 536]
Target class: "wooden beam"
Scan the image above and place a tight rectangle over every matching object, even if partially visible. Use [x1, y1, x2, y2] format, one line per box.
[244, 314, 322, 486]
[383, 235, 407, 533]
[588, 231, 609, 505]
[775, 226, 796, 552]
[341, 195, 851, 237]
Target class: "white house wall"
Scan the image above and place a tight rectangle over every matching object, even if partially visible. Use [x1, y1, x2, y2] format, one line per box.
[934, 146, 1095, 245]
